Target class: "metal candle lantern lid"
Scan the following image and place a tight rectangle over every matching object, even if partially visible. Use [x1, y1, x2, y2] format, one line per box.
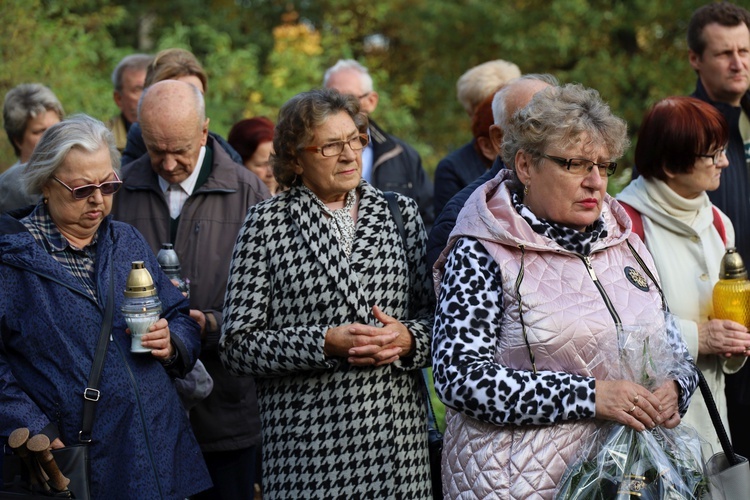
[124, 261, 158, 298]
[156, 243, 181, 274]
[719, 247, 748, 280]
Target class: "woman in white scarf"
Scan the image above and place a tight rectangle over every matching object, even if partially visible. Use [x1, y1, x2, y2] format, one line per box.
[617, 95, 750, 454]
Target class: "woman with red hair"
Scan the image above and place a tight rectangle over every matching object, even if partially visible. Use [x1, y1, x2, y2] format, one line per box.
[228, 117, 278, 195]
[617, 96, 750, 453]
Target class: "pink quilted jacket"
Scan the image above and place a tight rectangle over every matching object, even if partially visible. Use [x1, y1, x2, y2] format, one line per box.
[435, 171, 666, 499]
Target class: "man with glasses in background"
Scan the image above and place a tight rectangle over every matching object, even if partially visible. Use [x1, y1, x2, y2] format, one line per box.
[324, 59, 434, 230]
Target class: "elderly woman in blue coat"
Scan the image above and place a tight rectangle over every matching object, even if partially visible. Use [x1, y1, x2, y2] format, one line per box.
[0, 115, 211, 498]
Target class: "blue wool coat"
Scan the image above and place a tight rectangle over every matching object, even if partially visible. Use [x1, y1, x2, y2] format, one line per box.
[0, 209, 212, 499]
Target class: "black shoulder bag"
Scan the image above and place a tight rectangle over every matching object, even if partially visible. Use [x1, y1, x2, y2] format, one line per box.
[383, 191, 444, 500]
[2, 260, 114, 499]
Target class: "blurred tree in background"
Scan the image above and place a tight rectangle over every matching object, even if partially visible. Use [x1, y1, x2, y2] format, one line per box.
[1, 0, 710, 194]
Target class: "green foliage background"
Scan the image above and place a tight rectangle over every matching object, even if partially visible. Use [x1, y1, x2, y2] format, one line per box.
[1, 0, 709, 195]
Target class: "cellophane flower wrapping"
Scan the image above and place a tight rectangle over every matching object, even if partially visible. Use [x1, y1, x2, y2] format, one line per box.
[555, 318, 708, 499]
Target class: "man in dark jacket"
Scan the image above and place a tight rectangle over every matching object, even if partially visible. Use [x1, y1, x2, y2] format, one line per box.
[324, 59, 435, 230]
[426, 74, 557, 270]
[112, 80, 270, 500]
[687, 1, 750, 458]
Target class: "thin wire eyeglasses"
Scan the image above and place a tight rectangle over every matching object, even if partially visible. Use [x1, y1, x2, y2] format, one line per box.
[697, 147, 727, 166]
[300, 134, 369, 158]
[53, 171, 123, 199]
[542, 154, 617, 177]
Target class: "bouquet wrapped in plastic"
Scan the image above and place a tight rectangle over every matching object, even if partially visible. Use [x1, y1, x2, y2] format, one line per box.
[555, 321, 707, 499]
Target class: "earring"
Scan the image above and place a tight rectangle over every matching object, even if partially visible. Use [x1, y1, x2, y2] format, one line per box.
[43, 197, 49, 205]
[524, 184, 529, 196]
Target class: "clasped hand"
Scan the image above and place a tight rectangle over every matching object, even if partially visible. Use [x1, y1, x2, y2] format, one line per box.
[595, 379, 681, 432]
[325, 305, 413, 366]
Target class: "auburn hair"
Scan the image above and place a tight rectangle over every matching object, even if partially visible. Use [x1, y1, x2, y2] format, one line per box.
[635, 96, 728, 181]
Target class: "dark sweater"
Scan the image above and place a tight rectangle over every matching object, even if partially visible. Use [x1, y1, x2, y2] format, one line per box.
[426, 157, 503, 271]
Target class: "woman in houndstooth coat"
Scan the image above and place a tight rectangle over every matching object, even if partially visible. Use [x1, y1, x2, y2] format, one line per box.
[219, 88, 434, 499]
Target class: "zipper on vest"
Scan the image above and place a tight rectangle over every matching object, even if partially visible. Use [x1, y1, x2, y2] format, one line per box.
[581, 255, 622, 325]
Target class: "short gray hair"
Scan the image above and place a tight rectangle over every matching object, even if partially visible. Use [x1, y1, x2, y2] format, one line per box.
[23, 114, 120, 195]
[501, 83, 629, 171]
[492, 74, 559, 128]
[3, 83, 65, 158]
[111, 54, 153, 91]
[323, 59, 374, 93]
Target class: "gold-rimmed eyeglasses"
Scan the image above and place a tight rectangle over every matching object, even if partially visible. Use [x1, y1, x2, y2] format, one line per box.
[300, 134, 369, 158]
[53, 171, 123, 199]
[542, 154, 617, 177]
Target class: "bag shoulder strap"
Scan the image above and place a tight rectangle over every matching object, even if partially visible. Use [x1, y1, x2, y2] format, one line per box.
[620, 200, 727, 245]
[618, 201, 644, 240]
[696, 367, 742, 466]
[383, 191, 441, 433]
[80, 258, 115, 443]
[711, 206, 727, 244]
[384, 191, 407, 247]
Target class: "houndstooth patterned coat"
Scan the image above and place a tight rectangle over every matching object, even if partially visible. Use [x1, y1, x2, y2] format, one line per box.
[220, 181, 434, 499]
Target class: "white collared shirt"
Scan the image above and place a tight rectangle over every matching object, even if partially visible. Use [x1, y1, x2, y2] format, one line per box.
[158, 146, 206, 219]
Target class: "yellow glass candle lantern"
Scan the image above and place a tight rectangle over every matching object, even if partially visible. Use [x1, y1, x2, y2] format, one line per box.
[713, 247, 750, 328]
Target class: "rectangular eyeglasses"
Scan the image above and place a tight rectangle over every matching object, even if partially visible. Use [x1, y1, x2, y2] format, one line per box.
[542, 154, 617, 177]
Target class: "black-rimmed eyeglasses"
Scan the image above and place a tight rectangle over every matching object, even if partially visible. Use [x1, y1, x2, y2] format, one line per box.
[301, 134, 369, 158]
[542, 154, 617, 177]
[53, 171, 123, 199]
[697, 147, 727, 166]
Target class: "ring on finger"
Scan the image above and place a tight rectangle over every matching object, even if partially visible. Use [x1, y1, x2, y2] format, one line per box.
[627, 405, 636, 413]
[633, 394, 640, 404]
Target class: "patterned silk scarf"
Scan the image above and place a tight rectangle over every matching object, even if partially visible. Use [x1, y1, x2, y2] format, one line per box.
[302, 186, 358, 257]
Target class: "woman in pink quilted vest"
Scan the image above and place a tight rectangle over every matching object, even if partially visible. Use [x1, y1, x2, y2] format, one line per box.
[432, 84, 700, 499]
[617, 96, 750, 458]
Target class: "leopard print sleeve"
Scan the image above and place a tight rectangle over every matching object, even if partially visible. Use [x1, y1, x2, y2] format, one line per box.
[432, 237, 597, 426]
[664, 312, 699, 415]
